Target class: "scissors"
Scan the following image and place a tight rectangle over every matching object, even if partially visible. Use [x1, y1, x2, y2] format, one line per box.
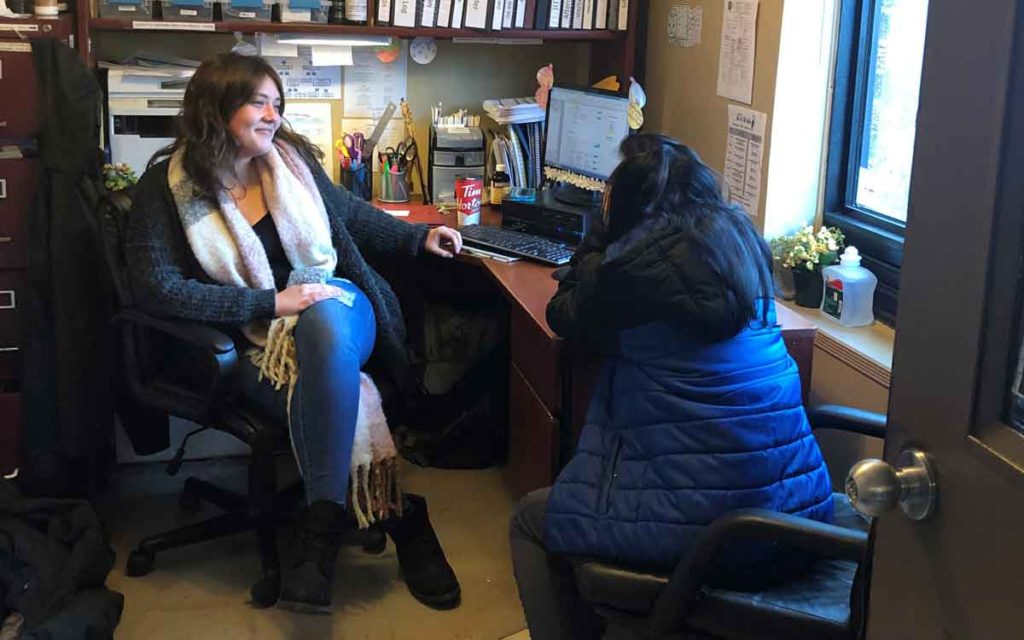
[338, 132, 365, 165]
[382, 137, 417, 173]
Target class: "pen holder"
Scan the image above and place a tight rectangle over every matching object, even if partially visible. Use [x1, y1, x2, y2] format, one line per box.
[379, 170, 410, 204]
[341, 163, 372, 201]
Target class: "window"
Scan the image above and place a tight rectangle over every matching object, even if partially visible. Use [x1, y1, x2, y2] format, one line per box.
[825, 0, 930, 324]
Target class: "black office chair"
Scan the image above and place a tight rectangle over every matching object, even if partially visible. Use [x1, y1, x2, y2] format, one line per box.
[572, 404, 883, 640]
[82, 181, 387, 607]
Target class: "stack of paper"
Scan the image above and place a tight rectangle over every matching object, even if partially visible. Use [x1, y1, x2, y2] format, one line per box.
[482, 97, 545, 124]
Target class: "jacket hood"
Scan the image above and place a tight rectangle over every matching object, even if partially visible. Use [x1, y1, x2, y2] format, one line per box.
[598, 220, 750, 341]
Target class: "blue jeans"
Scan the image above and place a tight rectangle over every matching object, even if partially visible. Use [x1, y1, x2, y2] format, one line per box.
[236, 278, 377, 506]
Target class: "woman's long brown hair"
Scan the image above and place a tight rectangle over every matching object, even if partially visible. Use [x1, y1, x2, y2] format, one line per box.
[150, 53, 323, 201]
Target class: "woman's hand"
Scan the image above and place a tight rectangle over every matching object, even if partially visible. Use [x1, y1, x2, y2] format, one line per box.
[424, 226, 463, 259]
[274, 283, 345, 317]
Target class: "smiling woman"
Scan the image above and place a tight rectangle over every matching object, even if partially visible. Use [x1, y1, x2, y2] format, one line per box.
[125, 52, 465, 614]
[227, 77, 282, 162]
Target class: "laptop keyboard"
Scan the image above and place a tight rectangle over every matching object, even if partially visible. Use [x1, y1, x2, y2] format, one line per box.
[460, 224, 576, 266]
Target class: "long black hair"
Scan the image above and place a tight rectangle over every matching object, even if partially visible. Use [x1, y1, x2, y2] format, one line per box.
[604, 133, 774, 336]
[150, 53, 322, 200]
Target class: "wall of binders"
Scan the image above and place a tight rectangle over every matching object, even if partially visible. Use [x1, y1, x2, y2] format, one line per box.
[378, 0, 631, 32]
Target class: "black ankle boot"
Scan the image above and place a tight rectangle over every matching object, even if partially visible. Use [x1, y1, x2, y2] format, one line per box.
[279, 500, 346, 614]
[384, 493, 461, 610]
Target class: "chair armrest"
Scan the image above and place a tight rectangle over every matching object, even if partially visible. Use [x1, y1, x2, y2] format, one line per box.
[116, 309, 236, 354]
[806, 404, 886, 439]
[649, 508, 868, 635]
[114, 309, 240, 420]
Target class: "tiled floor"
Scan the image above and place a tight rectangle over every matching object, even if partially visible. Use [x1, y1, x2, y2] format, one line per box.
[97, 458, 530, 639]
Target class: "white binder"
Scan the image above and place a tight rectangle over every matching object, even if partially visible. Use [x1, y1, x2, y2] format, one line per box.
[465, 0, 488, 28]
[421, 0, 437, 26]
[393, 0, 416, 26]
[451, 0, 465, 27]
[548, 0, 562, 28]
[502, 0, 514, 28]
[595, 0, 607, 28]
[491, 0, 505, 29]
[437, 0, 452, 26]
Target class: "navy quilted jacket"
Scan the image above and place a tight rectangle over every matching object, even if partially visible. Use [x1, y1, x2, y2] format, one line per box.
[543, 221, 833, 571]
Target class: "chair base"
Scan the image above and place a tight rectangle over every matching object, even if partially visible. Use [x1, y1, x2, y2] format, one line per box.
[124, 474, 386, 608]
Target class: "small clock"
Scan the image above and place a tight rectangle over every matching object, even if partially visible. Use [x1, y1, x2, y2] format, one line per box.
[410, 37, 438, 65]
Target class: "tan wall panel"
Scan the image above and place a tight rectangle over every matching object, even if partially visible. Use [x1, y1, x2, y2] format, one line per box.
[643, 0, 784, 229]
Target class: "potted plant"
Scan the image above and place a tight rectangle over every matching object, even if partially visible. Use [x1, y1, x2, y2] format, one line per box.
[770, 226, 845, 308]
[102, 163, 139, 192]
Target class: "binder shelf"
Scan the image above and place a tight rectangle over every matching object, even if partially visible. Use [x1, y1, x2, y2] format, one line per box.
[88, 17, 624, 38]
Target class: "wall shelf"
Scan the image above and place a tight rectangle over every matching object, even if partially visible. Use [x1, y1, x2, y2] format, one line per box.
[88, 18, 625, 40]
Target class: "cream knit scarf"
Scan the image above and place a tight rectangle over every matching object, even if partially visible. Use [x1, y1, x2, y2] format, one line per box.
[168, 140, 401, 527]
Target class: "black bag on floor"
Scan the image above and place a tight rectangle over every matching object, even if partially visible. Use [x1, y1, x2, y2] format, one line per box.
[394, 301, 509, 469]
[0, 482, 123, 639]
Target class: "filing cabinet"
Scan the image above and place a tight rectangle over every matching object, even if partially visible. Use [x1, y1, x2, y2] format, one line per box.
[0, 15, 77, 476]
[0, 154, 40, 477]
[0, 17, 75, 138]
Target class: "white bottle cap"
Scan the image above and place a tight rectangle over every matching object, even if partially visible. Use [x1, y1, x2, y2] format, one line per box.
[496, 163, 506, 172]
[840, 246, 862, 266]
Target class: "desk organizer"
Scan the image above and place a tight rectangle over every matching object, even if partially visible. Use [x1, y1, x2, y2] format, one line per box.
[98, 0, 154, 19]
[161, 0, 214, 20]
[379, 170, 409, 204]
[341, 164, 372, 201]
[278, 0, 328, 23]
[222, 0, 272, 20]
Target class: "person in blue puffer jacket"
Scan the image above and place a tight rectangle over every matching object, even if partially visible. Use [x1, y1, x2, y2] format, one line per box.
[509, 134, 834, 639]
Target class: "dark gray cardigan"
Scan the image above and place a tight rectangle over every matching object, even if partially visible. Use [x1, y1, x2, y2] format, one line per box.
[124, 158, 430, 385]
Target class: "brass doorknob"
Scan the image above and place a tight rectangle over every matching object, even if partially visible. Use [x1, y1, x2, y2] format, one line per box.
[846, 448, 937, 521]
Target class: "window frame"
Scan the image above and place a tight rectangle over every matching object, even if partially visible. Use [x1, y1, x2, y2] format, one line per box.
[824, 0, 919, 325]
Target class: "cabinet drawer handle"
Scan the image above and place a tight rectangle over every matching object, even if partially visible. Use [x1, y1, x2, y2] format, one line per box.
[0, 179, 7, 199]
[0, 237, 10, 242]
[0, 346, 17, 352]
[0, 290, 14, 309]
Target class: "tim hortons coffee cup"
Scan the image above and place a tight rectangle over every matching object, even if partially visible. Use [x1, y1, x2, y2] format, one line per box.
[455, 174, 482, 227]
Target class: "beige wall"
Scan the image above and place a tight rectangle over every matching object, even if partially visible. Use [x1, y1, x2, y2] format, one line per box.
[643, 0, 784, 229]
[95, 33, 591, 192]
[810, 349, 889, 489]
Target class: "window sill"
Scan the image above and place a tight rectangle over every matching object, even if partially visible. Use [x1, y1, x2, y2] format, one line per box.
[777, 299, 895, 388]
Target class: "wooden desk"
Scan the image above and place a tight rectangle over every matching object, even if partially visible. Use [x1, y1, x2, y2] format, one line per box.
[384, 202, 817, 496]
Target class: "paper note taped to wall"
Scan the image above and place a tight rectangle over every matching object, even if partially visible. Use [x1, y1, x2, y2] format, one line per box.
[724, 104, 767, 218]
[268, 48, 342, 99]
[285, 102, 335, 178]
[343, 44, 408, 119]
[311, 45, 353, 67]
[668, 3, 702, 47]
[258, 34, 298, 58]
[717, 0, 758, 104]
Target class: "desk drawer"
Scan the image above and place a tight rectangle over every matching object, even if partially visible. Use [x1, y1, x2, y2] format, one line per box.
[0, 49, 38, 138]
[0, 271, 23, 359]
[506, 362, 557, 497]
[0, 159, 37, 269]
[0, 392, 19, 476]
[509, 302, 561, 412]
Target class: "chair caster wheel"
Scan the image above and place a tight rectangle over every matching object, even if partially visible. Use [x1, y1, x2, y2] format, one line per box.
[125, 548, 155, 577]
[362, 527, 387, 555]
[250, 570, 281, 608]
[179, 489, 201, 511]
